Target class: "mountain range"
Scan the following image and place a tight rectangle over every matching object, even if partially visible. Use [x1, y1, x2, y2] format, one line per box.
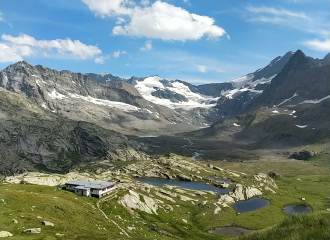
[0, 49, 329, 175]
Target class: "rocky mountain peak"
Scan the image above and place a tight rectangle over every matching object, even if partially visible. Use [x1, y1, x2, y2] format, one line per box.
[281, 49, 315, 75]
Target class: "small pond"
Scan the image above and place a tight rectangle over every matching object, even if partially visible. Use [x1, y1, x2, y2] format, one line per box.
[283, 204, 312, 215]
[208, 177, 233, 183]
[134, 177, 232, 195]
[232, 198, 270, 214]
[208, 226, 254, 236]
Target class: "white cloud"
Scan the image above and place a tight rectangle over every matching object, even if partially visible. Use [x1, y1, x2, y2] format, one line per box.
[216, 69, 226, 73]
[94, 55, 110, 64]
[140, 40, 152, 51]
[113, 50, 127, 58]
[196, 65, 207, 73]
[140, 0, 149, 7]
[301, 39, 330, 52]
[246, 6, 310, 20]
[245, 5, 329, 37]
[81, 0, 134, 17]
[82, 0, 226, 41]
[116, 17, 126, 24]
[1, 34, 102, 60]
[0, 43, 23, 63]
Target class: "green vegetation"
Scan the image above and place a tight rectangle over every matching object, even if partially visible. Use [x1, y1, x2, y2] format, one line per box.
[0, 183, 127, 239]
[0, 142, 329, 239]
[236, 211, 330, 240]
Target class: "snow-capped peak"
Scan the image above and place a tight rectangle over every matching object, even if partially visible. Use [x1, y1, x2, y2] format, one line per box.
[134, 76, 218, 110]
[99, 72, 109, 77]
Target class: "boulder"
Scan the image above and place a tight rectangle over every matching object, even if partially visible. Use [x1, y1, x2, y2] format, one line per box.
[12, 219, 18, 224]
[229, 184, 245, 201]
[245, 187, 262, 199]
[22, 228, 41, 234]
[42, 221, 54, 227]
[119, 190, 158, 214]
[178, 195, 195, 202]
[0, 231, 13, 237]
[154, 192, 176, 203]
[159, 189, 177, 198]
[218, 195, 235, 206]
[214, 206, 221, 215]
[213, 166, 224, 172]
[177, 174, 192, 181]
[267, 171, 281, 179]
[198, 201, 208, 207]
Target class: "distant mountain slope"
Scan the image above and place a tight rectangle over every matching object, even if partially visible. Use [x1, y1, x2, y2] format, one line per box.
[0, 88, 148, 175]
[0, 61, 197, 133]
[199, 50, 330, 144]
[85, 72, 125, 83]
[251, 50, 329, 108]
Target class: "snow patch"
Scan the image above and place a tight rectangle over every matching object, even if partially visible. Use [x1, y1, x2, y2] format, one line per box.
[68, 93, 140, 112]
[99, 72, 109, 77]
[135, 76, 218, 110]
[289, 110, 296, 116]
[295, 124, 307, 128]
[41, 103, 48, 109]
[272, 110, 279, 113]
[299, 95, 330, 104]
[48, 89, 67, 100]
[233, 123, 241, 127]
[276, 93, 298, 107]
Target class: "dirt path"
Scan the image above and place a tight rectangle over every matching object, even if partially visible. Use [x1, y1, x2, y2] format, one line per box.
[96, 191, 131, 238]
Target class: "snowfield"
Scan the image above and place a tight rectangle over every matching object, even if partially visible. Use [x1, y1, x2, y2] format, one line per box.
[68, 93, 140, 112]
[135, 76, 219, 110]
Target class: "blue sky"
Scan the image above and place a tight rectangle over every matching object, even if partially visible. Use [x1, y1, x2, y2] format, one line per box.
[0, 0, 329, 84]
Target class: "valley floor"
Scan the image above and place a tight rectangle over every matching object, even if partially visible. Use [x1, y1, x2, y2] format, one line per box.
[0, 142, 329, 240]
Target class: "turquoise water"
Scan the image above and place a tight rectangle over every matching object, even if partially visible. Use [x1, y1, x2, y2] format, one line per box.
[134, 177, 232, 195]
[283, 204, 312, 215]
[232, 198, 270, 213]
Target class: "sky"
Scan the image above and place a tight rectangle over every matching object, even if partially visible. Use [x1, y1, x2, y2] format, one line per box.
[0, 0, 329, 85]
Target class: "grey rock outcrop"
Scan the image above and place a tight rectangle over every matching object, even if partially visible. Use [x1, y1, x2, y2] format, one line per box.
[22, 228, 41, 234]
[119, 190, 158, 214]
[0, 231, 13, 237]
[177, 174, 192, 181]
[42, 221, 54, 227]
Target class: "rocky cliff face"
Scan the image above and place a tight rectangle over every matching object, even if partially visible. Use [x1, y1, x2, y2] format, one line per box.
[250, 50, 329, 108]
[0, 88, 148, 175]
[0, 61, 192, 133]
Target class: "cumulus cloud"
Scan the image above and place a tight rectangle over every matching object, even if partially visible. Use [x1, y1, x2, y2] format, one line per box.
[82, 0, 226, 41]
[113, 50, 127, 58]
[140, 0, 149, 7]
[301, 39, 330, 52]
[140, 40, 152, 51]
[0, 43, 23, 63]
[2, 34, 101, 59]
[94, 55, 110, 64]
[81, 0, 134, 17]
